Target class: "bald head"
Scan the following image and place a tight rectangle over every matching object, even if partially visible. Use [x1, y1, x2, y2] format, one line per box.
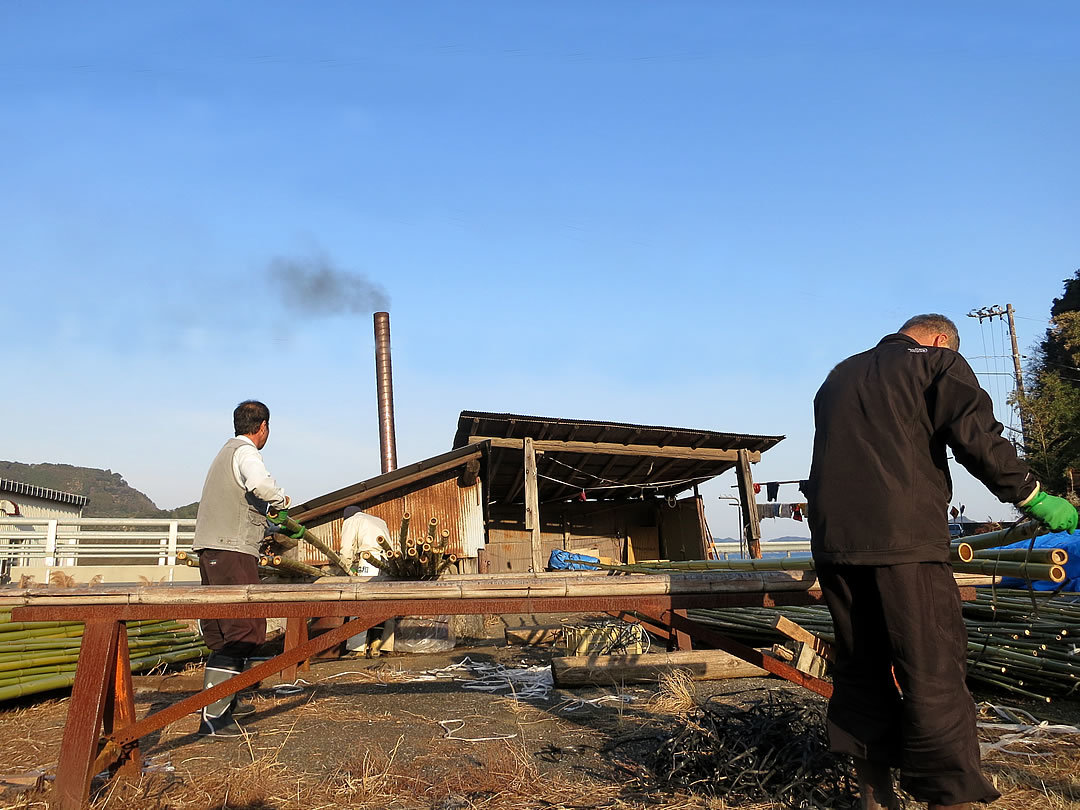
[900, 314, 960, 351]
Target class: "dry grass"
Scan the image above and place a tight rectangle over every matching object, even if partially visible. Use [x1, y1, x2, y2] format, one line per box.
[981, 730, 1080, 809]
[647, 669, 697, 716]
[2, 676, 1080, 810]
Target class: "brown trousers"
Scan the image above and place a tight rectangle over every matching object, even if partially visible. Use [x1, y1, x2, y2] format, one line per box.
[816, 561, 999, 806]
[198, 549, 266, 659]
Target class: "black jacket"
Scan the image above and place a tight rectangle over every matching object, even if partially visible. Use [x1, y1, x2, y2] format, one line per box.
[807, 333, 1036, 565]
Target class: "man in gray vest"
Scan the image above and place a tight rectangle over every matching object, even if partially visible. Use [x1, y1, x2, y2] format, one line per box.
[192, 400, 291, 737]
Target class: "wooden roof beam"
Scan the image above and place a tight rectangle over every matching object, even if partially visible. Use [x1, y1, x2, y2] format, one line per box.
[469, 436, 759, 463]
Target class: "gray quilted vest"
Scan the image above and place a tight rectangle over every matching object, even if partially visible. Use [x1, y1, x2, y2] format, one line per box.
[192, 438, 268, 557]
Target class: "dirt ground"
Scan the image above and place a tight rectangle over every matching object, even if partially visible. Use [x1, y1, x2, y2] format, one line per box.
[1, 614, 1079, 810]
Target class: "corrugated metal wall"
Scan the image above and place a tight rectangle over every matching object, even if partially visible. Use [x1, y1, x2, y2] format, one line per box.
[5, 496, 83, 522]
[299, 472, 485, 567]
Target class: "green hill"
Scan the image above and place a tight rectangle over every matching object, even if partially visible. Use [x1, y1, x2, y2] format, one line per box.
[0, 461, 197, 518]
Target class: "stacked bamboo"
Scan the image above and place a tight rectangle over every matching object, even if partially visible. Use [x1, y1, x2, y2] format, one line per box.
[587, 523, 1069, 585]
[0, 606, 209, 703]
[359, 513, 458, 580]
[684, 589, 1080, 702]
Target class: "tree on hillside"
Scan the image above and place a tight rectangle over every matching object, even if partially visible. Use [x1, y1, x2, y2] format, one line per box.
[1017, 270, 1080, 496]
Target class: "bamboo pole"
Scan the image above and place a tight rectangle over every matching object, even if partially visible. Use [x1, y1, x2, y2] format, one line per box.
[270, 557, 324, 578]
[952, 560, 1065, 583]
[971, 548, 1067, 565]
[398, 513, 411, 550]
[267, 508, 354, 576]
[953, 522, 1048, 552]
[949, 542, 974, 563]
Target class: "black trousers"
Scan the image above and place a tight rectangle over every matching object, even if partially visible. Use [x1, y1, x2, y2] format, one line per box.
[816, 561, 999, 806]
[198, 549, 266, 659]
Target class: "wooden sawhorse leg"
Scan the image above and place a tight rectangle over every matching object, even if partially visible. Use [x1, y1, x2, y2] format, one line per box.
[282, 617, 310, 683]
[53, 620, 125, 810]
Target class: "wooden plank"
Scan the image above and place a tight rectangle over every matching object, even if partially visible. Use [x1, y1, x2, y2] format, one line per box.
[735, 448, 763, 558]
[524, 437, 543, 573]
[470, 435, 761, 463]
[667, 611, 833, 698]
[551, 649, 767, 686]
[505, 625, 563, 646]
[772, 615, 834, 661]
[53, 620, 121, 810]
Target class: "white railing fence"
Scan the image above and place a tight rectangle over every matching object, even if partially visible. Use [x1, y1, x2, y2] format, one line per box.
[711, 540, 812, 559]
[0, 517, 196, 570]
[0, 516, 812, 580]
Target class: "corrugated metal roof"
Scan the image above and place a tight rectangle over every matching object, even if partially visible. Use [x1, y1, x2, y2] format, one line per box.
[0, 479, 88, 508]
[453, 410, 783, 503]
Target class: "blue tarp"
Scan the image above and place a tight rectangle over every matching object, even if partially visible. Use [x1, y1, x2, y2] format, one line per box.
[991, 531, 1080, 592]
[547, 548, 601, 571]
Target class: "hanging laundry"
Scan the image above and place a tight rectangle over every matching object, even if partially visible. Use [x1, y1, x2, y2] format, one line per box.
[753, 483, 761, 495]
[766, 482, 780, 502]
[799, 480, 810, 496]
[757, 502, 782, 520]
[792, 504, 804, 522]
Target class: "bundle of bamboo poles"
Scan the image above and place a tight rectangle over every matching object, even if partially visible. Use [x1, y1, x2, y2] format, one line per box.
[359, 513, 458, 580]
[586, 523, 1070, 585]
[179, 550, 324, 581]
[0, 606, 209, 703]
[684, 589, 1080, 702]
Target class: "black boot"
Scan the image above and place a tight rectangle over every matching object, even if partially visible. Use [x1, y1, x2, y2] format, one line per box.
[198, 652, 245, 738]
[854, 757, 900, 810]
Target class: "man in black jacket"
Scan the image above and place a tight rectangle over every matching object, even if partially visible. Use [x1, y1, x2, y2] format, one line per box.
[806, 314, 1077, 810]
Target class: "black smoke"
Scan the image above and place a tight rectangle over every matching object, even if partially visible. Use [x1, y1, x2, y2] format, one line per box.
[268, 253, 390, 315]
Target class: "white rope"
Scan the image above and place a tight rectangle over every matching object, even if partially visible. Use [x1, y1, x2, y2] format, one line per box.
[978, 703, 1080, 757]
[559, 694, 637, 713]
[416, 656, 554, 701]
[438, 719, 517, 742]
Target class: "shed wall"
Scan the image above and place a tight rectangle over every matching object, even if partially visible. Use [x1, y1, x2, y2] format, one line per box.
[298, 471, 485, 567]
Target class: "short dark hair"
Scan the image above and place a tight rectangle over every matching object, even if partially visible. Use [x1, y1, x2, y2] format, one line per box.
[234, 400, 270, 436]
[899, 313, 960, 351]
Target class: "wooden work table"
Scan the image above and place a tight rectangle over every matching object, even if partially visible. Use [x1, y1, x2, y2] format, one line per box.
[0, 570, 981, 809]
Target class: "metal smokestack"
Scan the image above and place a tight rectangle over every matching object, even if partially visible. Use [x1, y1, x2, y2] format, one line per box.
[373, 312, 398, 473]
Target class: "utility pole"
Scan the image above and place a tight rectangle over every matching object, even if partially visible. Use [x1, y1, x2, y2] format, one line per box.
[967, 304, 1029, 451]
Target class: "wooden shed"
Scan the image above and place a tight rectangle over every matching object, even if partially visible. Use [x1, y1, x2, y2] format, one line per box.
[454, 411, 783, 572]
[291, 411, 782, 574]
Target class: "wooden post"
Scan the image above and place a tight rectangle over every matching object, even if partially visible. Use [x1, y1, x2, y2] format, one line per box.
[735, 449, 762, 558]
[102, 626, 141, 776]
[524, 437, 543, 573]
[53, 620, 122, 810]
[282, 618, 309, 683]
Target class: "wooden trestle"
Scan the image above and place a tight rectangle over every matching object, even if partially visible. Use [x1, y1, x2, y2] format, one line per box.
[1, 571, 970, 809]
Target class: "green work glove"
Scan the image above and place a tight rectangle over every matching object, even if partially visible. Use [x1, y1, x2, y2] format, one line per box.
[267, 508, 289, 527]
[1021, 491, 1078, 534]
[289, 524, 306, 540]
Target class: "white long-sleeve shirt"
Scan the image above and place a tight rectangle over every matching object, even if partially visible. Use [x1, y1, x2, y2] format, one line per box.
[231, 435, 289, 508]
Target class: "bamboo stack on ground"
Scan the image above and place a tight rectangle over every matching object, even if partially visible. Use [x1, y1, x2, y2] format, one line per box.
[684, 589, 1080, 702]
[0, 606, 208, 703]
[360, 514, 458, 580]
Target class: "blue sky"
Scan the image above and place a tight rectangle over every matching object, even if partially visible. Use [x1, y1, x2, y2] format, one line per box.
[3, 3, 1077, 539]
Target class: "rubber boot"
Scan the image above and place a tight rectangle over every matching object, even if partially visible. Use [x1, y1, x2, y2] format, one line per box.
[854, 758, 900, 810]
[232, 658, 260, 718]
[198, 652, 245, 738]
